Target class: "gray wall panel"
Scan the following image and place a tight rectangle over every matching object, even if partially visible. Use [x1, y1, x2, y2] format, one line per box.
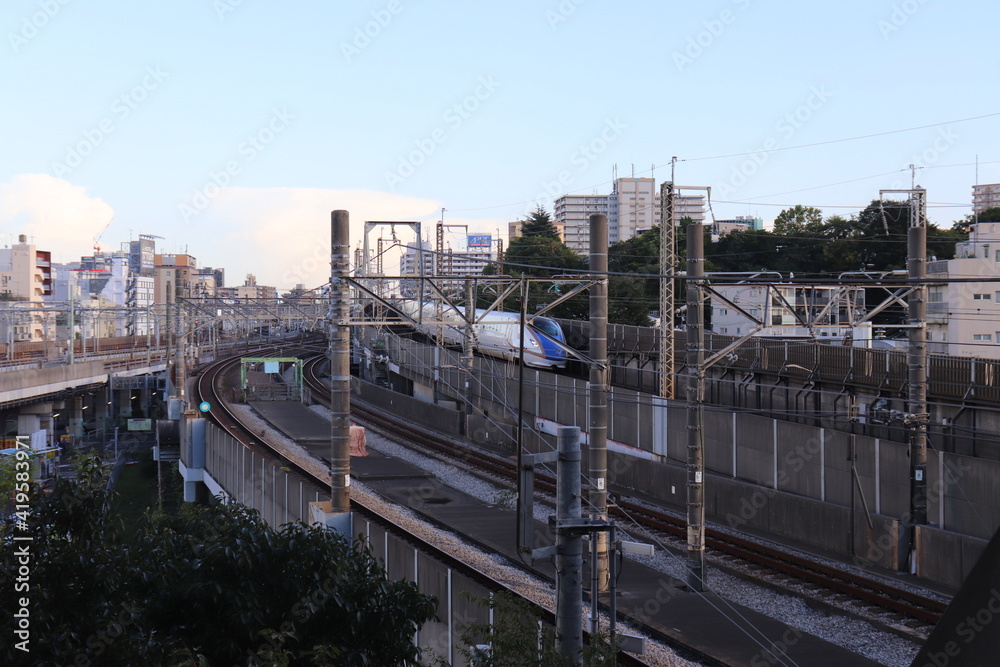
[704, 410, 733, 475]
[776, 421, 822, 499]
[417, 552, 451, 660]
[878, 441, 910, 519]
[823, 431, 851, 507]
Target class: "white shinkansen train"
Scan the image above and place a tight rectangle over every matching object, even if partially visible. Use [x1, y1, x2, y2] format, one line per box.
[397, 300, 568, 369]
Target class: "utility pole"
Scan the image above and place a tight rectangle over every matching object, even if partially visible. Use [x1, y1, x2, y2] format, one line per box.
[685, 221, 706, 591]
[329, 210, 353, 528]
[589, 213, 609, 591]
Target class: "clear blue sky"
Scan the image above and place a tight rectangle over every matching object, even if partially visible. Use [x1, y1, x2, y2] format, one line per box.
[2, 0, 998, 288]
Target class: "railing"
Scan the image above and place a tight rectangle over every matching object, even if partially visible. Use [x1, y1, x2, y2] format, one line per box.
[557, 319, 1000, 404]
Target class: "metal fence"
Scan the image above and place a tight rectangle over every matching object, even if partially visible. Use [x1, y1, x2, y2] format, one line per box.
[557, 320, 1000, 404]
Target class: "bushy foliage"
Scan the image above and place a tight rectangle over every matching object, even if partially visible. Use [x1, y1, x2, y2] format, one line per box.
[0, 454, 436, 666]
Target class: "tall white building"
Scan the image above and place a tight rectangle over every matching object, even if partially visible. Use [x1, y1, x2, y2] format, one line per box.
[554, 194, 613, 253]
[927, 222, 1000, 358]
[555, 178, 706, 254]
[0, 236, 54, 343]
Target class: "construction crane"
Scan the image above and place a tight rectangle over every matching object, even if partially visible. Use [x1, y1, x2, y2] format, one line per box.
[93, 215, 114, 255]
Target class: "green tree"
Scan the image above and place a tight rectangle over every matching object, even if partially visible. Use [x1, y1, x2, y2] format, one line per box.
[505, 206, 584, 277]
[1, 455, 437, 666]
[953, 206, 1000, 233]
[608, 227, 660, 326]
[772, 205, 823, 235]
[499, 206, 587, 318]
[517, 204, 562, 240]
[456, 592, 618, 666]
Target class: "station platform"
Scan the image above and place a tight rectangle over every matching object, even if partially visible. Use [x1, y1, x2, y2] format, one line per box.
[249, 402, 329, 446]
[255, 402, 884, 666]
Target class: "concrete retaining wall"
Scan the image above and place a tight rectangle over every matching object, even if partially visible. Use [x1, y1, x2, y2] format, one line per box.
[383, 335, 1000, 586]
[354, 378, 464, 437]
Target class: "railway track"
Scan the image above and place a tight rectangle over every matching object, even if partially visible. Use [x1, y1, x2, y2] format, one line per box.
[192, 348, 655, 666]
[300, 355, 948, 632]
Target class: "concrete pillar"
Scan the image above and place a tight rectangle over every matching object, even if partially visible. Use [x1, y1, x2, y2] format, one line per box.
[116, 388, 132, 420]
[95, 387, 110, 425]
[17, 413, 42, 438]
[18, 402, 52, 440]
[69, 396, 84, 439]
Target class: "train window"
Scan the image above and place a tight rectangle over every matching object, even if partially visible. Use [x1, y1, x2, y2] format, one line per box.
[532, 318, 561, 337]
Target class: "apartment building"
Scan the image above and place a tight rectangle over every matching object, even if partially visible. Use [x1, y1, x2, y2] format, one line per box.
[927, 222, 1000, 358]
[972, 183, 1000, 214]
[0, 235, 54, 342]
[555, 178, 706, 254]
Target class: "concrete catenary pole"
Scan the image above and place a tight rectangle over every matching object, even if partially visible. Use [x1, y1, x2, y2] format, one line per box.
[588, 212, 609, 591]
[176, 296, 186, 409]
[686, 221, 706, 591]
[908, 190, 928, 566]
[330, 210, 352, 516]
[463, 278, 476, 432]
[555, 426, 584, 665]
[165, 281, 173, 396]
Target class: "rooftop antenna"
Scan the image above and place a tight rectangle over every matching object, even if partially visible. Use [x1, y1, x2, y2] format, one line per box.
[974, 154, 979, 245]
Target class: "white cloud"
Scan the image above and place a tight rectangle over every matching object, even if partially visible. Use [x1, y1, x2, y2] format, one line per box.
[195, 187, 508, 289]
[0, 174, 114, 259]
[196, 187, 439, 289]
[0, 176, 510, 291]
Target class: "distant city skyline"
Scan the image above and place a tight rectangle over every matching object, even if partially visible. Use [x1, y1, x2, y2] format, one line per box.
[2, 1, 999, 288]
